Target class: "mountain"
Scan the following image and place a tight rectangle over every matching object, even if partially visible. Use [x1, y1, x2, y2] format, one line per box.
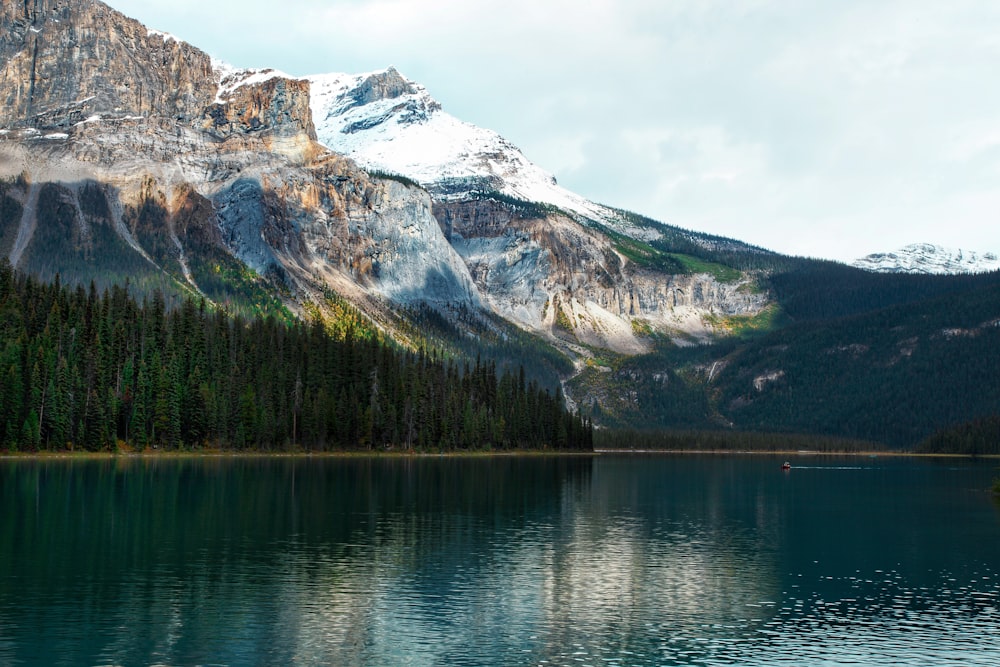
[306, 66, 773, 263]
[309, 67, 642, 236]
[308, 66, 772, 352]
[2, 0, 999, 450]
[0, 0, 481, 319]
[0, 0, 772, 364]
[852, 243, 1000, 275]
[570, 266, 1000, 447]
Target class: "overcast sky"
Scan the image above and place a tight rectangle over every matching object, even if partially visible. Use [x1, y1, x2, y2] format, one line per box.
[110, 0, 1000, 262]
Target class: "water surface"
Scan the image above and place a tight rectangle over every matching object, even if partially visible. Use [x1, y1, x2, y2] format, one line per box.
[1, 455, 998, 665]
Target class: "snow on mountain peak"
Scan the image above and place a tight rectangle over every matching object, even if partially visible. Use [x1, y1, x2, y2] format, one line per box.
[852, 243, 1000, 275]
[309, 68, 436, 136]
[146, 29, 181, 44]
[307, 67, 660, 240]
[213, 65, 302, 104]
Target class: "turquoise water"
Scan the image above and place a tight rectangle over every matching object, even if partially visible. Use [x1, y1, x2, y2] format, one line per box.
[1, 455, 998, 666]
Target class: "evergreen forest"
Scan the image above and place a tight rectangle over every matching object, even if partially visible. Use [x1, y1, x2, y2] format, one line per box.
[570, 264, 1000, 450]
[0, 262, 592, 452]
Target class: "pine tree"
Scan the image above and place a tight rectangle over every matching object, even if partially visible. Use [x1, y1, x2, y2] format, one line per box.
[0, 263, 594, 453]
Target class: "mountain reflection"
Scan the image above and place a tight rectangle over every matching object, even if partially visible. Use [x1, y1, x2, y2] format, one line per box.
[0, 456, 784, 665]
[269, 456, 784, 665]
[8, 456, 995, 666]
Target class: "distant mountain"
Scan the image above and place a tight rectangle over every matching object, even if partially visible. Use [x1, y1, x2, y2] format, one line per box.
[852, 243, 1000, 275]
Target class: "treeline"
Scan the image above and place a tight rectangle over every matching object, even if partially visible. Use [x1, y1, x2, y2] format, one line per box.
[594, 429, 879, 453]
[768, 262, 1000, 323]
[402, 304, 573, 392]
[610, 207, 804, 274]
[916, 416, 1000, 456]
[0, 263, 592, 452]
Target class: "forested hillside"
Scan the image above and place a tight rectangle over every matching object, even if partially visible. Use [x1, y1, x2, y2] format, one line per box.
[0, 262, 591, 452]
[571, 265, 1000, 449]
[916, 416, 1000, 456]
[713, 279, 1000, 447]
[769, 262, 1000, 322]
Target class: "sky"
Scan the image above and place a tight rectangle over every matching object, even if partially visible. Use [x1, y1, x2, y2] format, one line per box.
[109, 0, 1000, 262]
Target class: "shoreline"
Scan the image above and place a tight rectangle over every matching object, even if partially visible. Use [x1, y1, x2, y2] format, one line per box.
[0, 448, 996, 460]
[594, 449, 1000, 459]
[0, 448, 596, 460]
[595, 449, 1000, 458]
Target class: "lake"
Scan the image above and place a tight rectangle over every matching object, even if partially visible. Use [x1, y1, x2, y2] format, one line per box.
[1, 454, 998, 666]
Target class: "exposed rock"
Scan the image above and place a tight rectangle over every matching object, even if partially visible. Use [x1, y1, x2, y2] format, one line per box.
[0, 0, 482, 319]
[206, 69, 317, 146]
[0, 0, 214, 128]
[350, 67, 419, 107]
[437, 198, 768, 353]
[753, 370, 785, 392]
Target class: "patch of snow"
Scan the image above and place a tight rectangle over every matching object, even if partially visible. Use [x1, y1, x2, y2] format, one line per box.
[852, 243, 1000, 275]
[308, 68, 662, 241]
[147, 29, 180, 44]
[212, 58, 238, 82]
[43, 133, 69, 140]
[214, 67, 303, 105]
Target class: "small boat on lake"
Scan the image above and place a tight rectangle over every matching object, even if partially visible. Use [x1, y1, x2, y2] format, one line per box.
[781, 461, 791, 471]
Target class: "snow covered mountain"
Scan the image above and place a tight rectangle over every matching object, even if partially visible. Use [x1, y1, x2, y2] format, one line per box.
[852, 243, 1000, 275]
[0, 0, 772, 363]
[305, 67, 767, 351]
[308, 67, 658, 241]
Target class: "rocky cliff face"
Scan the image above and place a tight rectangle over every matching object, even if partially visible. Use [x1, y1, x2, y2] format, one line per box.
[0, 0, 480, 321]
[207, 68, 317, 144]
[436, 198, 766, 353]
[0, 0, 771, 367]
[0, 0, 214, 128]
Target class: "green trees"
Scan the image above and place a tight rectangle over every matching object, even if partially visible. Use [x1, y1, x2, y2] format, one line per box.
[0, 262, 591, 452]
[916, 416, 1000, 455]
[570, 266, 1000, 449]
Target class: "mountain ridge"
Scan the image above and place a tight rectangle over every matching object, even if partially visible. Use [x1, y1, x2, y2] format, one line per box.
[853, 243, 1000, 275]
[1, 0, 773, 360]
[307, 65, 771, 351]
[2, 0, 998, 450]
